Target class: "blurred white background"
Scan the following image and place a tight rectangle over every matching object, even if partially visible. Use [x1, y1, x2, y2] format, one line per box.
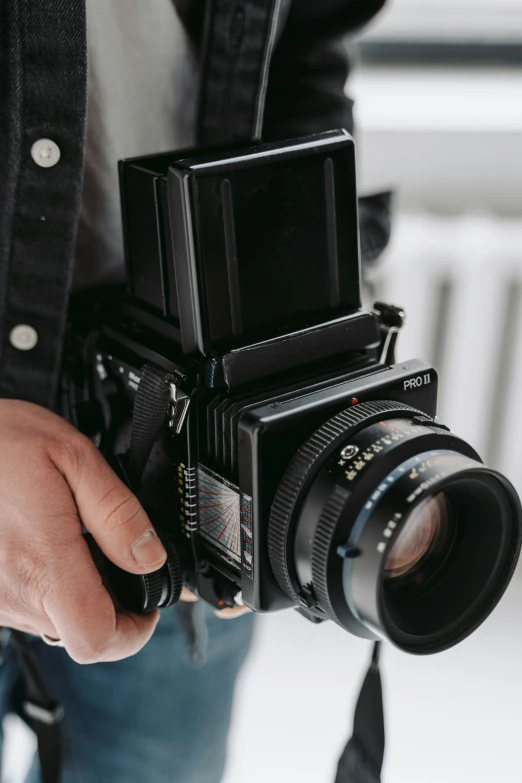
[4, 1, 522, 782]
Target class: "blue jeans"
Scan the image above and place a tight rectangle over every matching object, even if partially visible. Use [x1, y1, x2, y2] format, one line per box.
[0, 605, 254, 783]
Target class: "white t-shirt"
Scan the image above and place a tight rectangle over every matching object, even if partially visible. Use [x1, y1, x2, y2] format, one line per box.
[74, 0, 200, 290]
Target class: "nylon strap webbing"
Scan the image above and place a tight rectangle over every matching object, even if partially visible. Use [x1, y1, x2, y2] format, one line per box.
[11, 630, 64, 783]
[335, 642, 385, 783]
[129, 364, 174, 485]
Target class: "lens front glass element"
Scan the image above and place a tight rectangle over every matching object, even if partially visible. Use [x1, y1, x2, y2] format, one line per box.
[384, 493, 456, 596]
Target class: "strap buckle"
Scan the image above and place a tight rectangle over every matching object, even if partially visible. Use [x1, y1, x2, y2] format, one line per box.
[23, 699, 64, 726]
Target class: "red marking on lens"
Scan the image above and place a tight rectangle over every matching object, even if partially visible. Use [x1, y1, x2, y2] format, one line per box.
[351, 398, 359, 405]
[380, 421, 388, 426]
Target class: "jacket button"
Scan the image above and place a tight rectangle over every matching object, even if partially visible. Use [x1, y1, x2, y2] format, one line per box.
[9, 325, 39, 351]
[31, 139, 61, 168]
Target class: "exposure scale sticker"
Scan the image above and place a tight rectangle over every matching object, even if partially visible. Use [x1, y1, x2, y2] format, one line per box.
[197, 465, 241, 562]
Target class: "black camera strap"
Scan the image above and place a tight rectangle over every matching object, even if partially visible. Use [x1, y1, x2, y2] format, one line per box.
[335, 642, 385, 783]
[10, 630, 64, 783]
[128, 364, 176, 484]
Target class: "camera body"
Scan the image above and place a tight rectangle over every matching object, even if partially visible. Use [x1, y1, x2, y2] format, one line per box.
[90, 315, 438, 620]
[65, 131, 521, 652]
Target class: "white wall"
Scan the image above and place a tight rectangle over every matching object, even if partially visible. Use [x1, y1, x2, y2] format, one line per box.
[351, 68, 522, 215]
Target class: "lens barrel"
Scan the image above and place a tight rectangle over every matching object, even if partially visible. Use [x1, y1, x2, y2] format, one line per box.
[268, 401, 522, 654]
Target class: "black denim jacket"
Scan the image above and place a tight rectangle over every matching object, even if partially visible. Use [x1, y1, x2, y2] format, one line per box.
[0, 0, 387, 409]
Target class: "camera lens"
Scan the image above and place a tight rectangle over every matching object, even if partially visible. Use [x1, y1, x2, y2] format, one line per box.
[383, 491, 454, 590]
[268, 400, 522, 654]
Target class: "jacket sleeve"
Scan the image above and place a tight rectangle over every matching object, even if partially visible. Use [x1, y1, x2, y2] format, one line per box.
[262, 0, 390, 264]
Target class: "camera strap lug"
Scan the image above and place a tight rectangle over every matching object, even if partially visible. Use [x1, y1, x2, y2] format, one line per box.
[168, 382, 190, 435]
[372, 301, 405, 365]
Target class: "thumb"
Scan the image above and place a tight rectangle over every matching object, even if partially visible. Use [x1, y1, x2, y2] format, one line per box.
[55, 438, 167, 575]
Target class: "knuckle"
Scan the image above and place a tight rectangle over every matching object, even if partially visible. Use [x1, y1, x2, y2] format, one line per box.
[16, 551, 54, 612]
[102, 492, 146, 536]
[68, 636, 111, 665]
[66, 612, 116, 664]
[45, 428, 91, 480]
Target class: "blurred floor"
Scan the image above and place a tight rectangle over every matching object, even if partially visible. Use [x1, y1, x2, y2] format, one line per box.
[223, 568, 522, 783]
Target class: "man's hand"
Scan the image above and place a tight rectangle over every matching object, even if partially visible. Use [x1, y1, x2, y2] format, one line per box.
[0, 400, 172, 663]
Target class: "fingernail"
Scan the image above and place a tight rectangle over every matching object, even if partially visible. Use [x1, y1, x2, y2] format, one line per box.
[215, 606, 251, 620]
[131, 530, 166, 567]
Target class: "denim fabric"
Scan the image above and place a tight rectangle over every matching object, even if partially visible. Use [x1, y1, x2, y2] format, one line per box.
[0, 1, 88, 408]
[0, 607, 255, 783]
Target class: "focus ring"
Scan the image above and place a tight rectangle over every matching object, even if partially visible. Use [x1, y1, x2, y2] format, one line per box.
[268, 400, 421, 605]
[311, 485, 351, 625]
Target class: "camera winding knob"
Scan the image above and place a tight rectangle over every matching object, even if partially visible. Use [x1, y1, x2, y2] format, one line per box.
[107, 534, 183, 614]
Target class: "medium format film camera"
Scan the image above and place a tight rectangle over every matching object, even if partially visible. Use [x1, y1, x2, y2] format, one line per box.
[65, 131, 522, 654]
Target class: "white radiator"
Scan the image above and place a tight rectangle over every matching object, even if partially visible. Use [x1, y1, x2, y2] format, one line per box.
[368, 212, 522, 492]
